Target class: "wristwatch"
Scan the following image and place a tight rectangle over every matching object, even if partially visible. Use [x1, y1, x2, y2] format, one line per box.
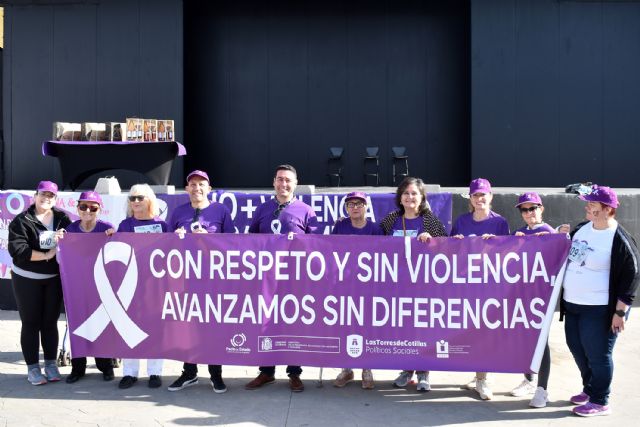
[615, 309, 626, 318]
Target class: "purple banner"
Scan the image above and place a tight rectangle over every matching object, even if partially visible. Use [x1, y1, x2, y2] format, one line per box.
[58, 233, 569, 373]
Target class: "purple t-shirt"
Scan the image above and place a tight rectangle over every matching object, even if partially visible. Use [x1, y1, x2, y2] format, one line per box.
[389, 216, 423, 237]
[331, 218, 383, 236]
[249, 198, 318, 235]
[66, 219, 114, 234]
[168, 202, 235, 234]
[117, 217, 168, 233]
[514, 223, 555, 235]
[451, 211, 510, 237]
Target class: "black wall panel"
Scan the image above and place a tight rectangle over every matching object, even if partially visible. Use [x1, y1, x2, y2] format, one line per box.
[184, 0, 470, 188]
[471, 0, 640, 188]
[2, 0, 183, 190]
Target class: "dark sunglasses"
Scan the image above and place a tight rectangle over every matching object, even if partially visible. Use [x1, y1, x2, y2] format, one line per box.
[273, 201, 292, 218]
[128, 195, 145, 202]
[78, 204, 99, 213]
[519, 205, 540, 213]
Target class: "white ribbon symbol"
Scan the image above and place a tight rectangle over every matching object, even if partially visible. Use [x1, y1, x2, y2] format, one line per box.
[73, 241, 148, 349]
[271, 219, 282, 234]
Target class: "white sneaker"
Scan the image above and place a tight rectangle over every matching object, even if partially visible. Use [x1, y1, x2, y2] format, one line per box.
[462, 376, 477, 390]
[529, 387, 548, 408]
[511, 379, 536, 397]
[476, 379, 493, 400]
[416, 372, 431, 392]
[393, 370, 414, 388]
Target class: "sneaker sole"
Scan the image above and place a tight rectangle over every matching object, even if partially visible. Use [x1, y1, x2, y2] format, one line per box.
[511, 390, 535, 397]
[573, 409, 611, 417]
[393, 380, 415, 388]
[168, 379, 198, 392]
[333, 383, 349, 388]
[529, 401, 548, 408]
[212, 387, 227, 394]
[29, 380, 47, 386]
[570, 399, 589, 405]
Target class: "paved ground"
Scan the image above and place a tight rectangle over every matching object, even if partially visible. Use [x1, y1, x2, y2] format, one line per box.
[0, 309, 638, 426]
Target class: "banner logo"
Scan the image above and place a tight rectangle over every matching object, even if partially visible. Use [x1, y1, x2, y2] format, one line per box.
[346, 334, 363, 358]
[231, 333, 246, 347]
[261, 337, 273, 351]
[436, 340, 449, 358]
[73, 241, 148, 348]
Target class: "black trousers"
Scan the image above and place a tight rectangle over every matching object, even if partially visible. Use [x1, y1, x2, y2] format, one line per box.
[71, 357, 114, 375]
[183, 363, 222, 377]
[11, 273, 62, 365]
[259, 365, 302, 376]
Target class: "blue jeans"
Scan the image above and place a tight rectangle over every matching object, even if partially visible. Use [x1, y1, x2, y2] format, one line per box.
[564, 301, 618, 406]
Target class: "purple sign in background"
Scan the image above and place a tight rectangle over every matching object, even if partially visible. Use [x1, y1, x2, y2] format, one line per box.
[59, 233, 569, 373]
[1, 190, 452, 279]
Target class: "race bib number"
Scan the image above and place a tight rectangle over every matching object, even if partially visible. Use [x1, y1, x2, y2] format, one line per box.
[568, 240, 589, 264]
[392, 229, 418, 237]
[133, 224, 163, 234]
[39, 231, 57, 249]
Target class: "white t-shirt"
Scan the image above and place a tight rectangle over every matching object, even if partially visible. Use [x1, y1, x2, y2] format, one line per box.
[563, 221, 617, 305]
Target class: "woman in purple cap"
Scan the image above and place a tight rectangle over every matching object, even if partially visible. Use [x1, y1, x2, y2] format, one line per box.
[116, 184, 168, 389]
[63, 191, 116, 384]
[380, 177, 447, 392]
[8, 181, 71, 385]
[509, 192, 569, 408]
[561, 185, 639, 417]
[513, 192, 555, 236]
[332, 191, 383, 389]
[451, 178, 510, 400]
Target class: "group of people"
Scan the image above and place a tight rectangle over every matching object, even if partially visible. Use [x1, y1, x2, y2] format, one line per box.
[8, 166, 638, 418]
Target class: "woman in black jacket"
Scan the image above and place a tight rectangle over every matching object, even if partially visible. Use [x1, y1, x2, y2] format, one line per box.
[380, 177, 446, 392]
[561, 185, 639, 417]
[8, 181, 71, 385]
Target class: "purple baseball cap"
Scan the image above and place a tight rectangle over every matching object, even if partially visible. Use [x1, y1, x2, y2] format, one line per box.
[580, 184, 619, 208]
[515, 192, 543, 207]
[345, 191, 367, 203]
[36, 181, 58, 195]
[186, 170, 210, 184]
[469, 178, 492, 195]
[78, 191, 103, 206]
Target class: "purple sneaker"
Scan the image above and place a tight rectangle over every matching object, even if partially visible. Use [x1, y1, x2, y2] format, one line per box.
[570, 391, 590, 405]
[573, 402, 611, 417]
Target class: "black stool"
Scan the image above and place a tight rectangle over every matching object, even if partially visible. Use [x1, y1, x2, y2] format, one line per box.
[327, 147, 344, 186]
[392, 146, 409, 184]
[363, 147, 380, 186]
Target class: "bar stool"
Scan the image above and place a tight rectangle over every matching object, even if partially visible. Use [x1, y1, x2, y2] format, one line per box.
[327, 147, 344, 186]
[363, 147, 380, 186]
[392, 146, 409, 184]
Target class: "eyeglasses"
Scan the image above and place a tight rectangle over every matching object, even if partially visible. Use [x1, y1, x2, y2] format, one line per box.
[128, 195, 145, 202]
[78, 204, 99, 213]
[346, 202, 365, 209]
[519, 206, 540, 213]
